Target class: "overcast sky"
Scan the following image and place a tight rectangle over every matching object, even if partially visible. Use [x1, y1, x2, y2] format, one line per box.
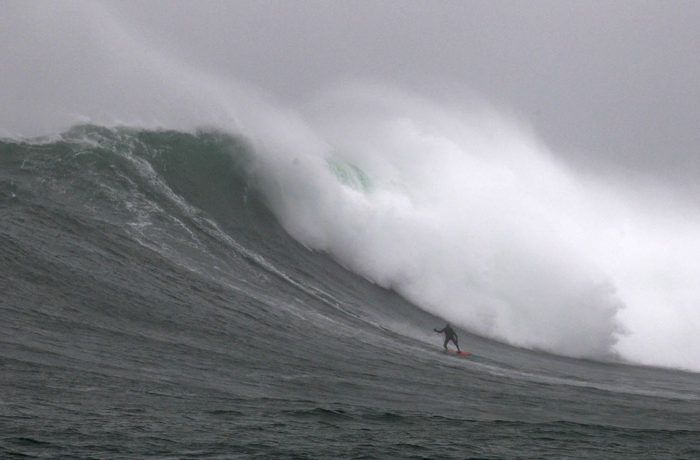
[4, 0, 699, 193]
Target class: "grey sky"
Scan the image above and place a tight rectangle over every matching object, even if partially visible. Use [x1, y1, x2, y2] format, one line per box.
[4, 1, 699, 192]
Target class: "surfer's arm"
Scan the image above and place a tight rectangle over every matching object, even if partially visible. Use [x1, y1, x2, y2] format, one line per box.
[434, 328, 444, 333]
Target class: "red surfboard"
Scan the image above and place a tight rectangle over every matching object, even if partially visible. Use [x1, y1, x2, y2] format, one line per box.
[445, 349, 472, 357]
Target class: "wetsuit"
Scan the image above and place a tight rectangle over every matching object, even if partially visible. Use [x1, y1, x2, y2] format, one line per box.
[434, 324, 460, 351]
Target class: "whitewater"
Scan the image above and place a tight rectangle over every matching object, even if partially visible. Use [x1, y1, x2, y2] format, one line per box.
[1, 2, 699, 458]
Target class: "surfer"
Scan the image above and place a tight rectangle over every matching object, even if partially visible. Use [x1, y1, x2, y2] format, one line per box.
[434, 323, 460, 352]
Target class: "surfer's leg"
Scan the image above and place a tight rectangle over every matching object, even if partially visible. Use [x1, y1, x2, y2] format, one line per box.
[443, 336, 449, 349]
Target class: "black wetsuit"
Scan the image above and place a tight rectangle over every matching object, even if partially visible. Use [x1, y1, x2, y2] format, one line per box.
[434, 324, 460, 351]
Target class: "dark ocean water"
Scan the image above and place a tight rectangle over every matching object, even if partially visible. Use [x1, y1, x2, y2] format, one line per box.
[1, 126, 698, 459]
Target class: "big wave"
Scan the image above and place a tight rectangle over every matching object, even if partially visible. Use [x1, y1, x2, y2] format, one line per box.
[2, 2, 700, 372]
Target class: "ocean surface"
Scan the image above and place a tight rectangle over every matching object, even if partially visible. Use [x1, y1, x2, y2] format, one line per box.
[1, 126, 699, 459]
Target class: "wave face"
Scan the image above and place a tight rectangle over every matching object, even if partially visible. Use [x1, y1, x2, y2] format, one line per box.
[1, 126, 699, 458]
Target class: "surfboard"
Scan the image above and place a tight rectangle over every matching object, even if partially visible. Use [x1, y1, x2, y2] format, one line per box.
[445, 349, 472, 357]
